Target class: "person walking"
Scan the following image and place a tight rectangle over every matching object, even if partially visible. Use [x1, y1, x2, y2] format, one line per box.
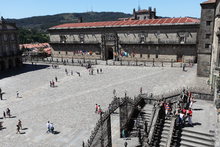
[18, 119, 22, 130]
[6, 108, 11, 118]
[113, 89, 116, 97]
[140, 87, 143, 94]
[3, 111, 6, 118]
[97, 69, 99, 74]
[16, 124, 20, 134]
[55, 76, 58, 82]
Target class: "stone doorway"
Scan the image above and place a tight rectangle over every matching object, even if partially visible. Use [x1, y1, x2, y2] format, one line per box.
[106, 47, 114, 60]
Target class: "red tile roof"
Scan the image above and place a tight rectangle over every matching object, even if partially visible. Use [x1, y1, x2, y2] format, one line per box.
[50, 17, 200, 30]
[201, 0, 216, 4]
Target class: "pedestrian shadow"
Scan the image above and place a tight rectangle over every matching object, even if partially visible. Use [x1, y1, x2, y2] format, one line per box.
[192, 108, 203, 111]
[190, 122, 202, 127]
[20, 132, 26, 134]
[0, 64, 50, 80]
[53, 131, 60, 135]
[10, 116, 16, 118]
[0, 127, 6, 130]
[22, 128, 28, 130]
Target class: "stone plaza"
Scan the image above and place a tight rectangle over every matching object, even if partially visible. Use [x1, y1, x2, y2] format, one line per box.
[0, 63, 214, 146]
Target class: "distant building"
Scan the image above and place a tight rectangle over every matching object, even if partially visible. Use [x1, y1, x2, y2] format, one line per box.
[0, 17, 22, 71]
[118, 7, 158, 21]
[20, 43, 51, 56]
[49, 16, 200, 62]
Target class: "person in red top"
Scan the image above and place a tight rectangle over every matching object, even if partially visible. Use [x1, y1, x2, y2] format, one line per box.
[187, 108, 193, 126]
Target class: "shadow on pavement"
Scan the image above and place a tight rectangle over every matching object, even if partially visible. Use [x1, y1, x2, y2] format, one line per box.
[0, 64, 50, 80]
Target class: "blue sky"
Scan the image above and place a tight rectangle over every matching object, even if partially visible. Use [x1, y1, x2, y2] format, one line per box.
[0, 0, 205, 19]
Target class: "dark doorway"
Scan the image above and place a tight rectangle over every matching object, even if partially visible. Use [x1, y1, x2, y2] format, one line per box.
[8, 59, 13, 69]
[107, 48, 113, 60]
[177, 54, 183, 62]
[0, 61, 5, 71]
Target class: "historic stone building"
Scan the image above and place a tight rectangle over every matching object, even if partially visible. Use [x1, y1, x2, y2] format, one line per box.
[0, 17, 22, 71]
[49, 16, 200, 62]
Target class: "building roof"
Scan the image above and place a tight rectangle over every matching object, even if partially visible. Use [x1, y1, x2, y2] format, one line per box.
[50, 17, 200, 30]
[201, 0, 216, 4]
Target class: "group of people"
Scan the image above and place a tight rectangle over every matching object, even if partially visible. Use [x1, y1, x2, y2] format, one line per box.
[88, 68, 103, 75]
[95, 104, 102, 114]
[46, 121, 55, 134]
[159, 88, 195, 127]
[65, 68, 81, 77]
[51, 64, 59, 69]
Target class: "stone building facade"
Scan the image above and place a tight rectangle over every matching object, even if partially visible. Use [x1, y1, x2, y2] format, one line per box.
[49, 17, 200, 62]
[0, 17, 22, 71]
[197, 0, 216, 77]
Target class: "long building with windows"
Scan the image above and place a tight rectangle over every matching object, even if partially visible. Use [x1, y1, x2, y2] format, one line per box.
[0, 17, 22, 71]
[48, 15, 200, 62]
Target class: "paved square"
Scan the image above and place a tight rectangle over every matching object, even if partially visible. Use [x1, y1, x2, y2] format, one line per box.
[0, 63, 208, 146]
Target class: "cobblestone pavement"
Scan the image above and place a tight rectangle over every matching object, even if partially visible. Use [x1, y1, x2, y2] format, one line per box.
[0, 63, 208, 147]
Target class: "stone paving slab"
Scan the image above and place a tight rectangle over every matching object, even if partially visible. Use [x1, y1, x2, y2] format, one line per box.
[0, 63, 208, 147]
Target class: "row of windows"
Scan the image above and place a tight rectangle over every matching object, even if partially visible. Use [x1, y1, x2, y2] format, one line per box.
[0, 33, 16, 41]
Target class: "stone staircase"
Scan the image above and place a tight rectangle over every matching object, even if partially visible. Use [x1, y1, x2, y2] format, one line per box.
[130, 104, 154, 138]
[159, 118, 173, 147]
[180, 129, 215, 147]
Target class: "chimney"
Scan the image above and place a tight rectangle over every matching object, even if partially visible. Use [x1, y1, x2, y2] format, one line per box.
[133, 8, 136, 15]
[78, 17, 83, 23]
[149, 7, 152, 13]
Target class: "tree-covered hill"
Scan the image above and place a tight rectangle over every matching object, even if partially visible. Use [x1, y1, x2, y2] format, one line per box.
[7, 12, 132, 32]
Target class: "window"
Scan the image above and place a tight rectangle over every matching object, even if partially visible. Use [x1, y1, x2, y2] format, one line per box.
[206, 34, 211, 39]
[148, 54, 150, 58]
[205, 44, 211, 48]
[66, 51, 68, 55]
[79, 34, 84, 43]
[4, 34, 7, 41]
[140, 54, 142, 58]
[206, 21, 211, 26]
[60, 35, 66, 43]
[156, 54, 158, 58]
[179, 37, 185, 44]
[144, 16, 146, 19]
[11, 34, 15, 41]
[140, 36, 145, 43]
[58, 51, 61, 54]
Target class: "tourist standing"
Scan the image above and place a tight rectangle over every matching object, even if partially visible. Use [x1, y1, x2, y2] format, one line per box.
[95, 104, 98, 113]
[46, 121, 50, 133]
[187, 108, 193, 126]
[16, 91, 19, 98]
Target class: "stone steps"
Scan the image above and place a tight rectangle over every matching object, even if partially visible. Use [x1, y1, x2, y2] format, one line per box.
[180, 129, 215, 147]
[159, 118, 172, 147]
